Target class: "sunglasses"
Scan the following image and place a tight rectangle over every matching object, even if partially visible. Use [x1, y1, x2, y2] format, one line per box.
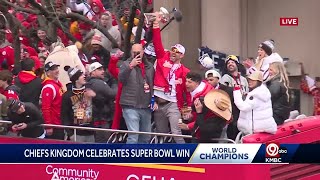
[171, 48, 181, 54]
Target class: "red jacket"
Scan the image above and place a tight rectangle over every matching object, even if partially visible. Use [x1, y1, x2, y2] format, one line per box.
[90, 0, 106, 21]
[24, 46, 38, 57]
[187, 82, 213, 130]
[14, 4, 38, 29]
[29, 56, 42, 70]
[3, 85, 20, 100]
[41, 78, 64, 125]
[20, 36, 31, 47]
[57, 29, 69, 46]
[0, 43, 15, 71]
[301, 80, 320, 115]
[152, 27, 191, 110]
[108, 56, 123, 129]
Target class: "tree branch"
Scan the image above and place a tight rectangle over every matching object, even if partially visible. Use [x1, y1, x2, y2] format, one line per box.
[0, 0, 41, 15]
[111, 1, 125, 38]
[123, 5, 137, 59]
[61, 12, 119, 48]
[134, 0, 147, 43]
[2, 0, 118, 48]
[52, 18, 77, 43]
[28, 0, 50, 17]
[0, 4, 21, 69]
[43, 0, 57, 42]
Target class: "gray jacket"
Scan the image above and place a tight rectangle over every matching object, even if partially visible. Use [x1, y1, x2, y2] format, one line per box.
[221, 73, 249, 94]
[119, 58, 154, 109]
[86, 77, 117, 121]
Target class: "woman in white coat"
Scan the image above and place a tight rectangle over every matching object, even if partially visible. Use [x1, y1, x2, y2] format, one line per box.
[233, 71, 277, 135]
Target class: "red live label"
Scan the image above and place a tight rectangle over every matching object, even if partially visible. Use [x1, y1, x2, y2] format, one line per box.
[280, 17, 298, 26]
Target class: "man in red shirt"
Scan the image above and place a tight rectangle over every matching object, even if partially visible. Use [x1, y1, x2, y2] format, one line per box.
[41, 62, 64, 140]
[181, 72, 228, 142]
[0, 36, 15, 71]
[0, 70, 20, 100]
[151, 12, 191, 143]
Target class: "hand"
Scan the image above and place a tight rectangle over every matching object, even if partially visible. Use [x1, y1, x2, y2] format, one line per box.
[130, 54, 142, 67]
[13, 123, 27, 131]
[152, 102, 158, 111]
[178, 123, 189, 131]
[243, 60, 254, 68]
[182, 112, 193, 121]
[69, 135, 75, 141]
[46, 128, 53, 136]
[153, 11, 161, 23]
[84, 88, 96, 98]
[115, 49, 124, 58]
[194, 98, 203, 113]
[148, 102, 159, 111]
[11, 124, 19, 132]
[66, 7, 72, 14]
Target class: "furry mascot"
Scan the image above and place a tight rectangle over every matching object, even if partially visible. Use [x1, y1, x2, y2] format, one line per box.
[45, 42, 85, 91]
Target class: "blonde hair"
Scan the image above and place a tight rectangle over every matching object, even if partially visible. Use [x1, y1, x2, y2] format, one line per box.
[269, 62, 290, 102]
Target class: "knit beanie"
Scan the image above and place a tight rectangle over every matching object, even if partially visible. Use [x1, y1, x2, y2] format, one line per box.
[259, 39, 275, 56]
[64, 66, 83, 83]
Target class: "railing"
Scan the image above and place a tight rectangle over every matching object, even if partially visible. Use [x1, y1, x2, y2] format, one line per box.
[0, 120, 236, 144]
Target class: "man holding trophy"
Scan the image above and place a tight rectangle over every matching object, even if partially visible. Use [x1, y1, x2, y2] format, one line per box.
[151, 11, 192, 144]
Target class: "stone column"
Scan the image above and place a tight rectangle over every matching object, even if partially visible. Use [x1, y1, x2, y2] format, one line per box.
[201, 0, 241, 56]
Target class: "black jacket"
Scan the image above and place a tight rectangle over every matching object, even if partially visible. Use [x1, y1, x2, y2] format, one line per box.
[220, 83, 239, 122]
[90, 47, 111, 70]
[193, 106, 226, 143]
[266, 76, 290, 125]
[14, 71, 42, 107]
[5, 84, 21, 96]
[7, 102, 44, 138]
[86, 77, 117, 123]
[61, 86, 94, 136]
[220, 83, 240, 140]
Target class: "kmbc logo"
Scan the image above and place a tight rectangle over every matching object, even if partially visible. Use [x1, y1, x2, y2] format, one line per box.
[265, 143, 287, 163]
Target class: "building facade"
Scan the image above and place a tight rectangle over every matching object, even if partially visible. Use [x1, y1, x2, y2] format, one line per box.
[154, 0, 319, 115]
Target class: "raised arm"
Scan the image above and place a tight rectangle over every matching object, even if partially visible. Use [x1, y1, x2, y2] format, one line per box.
[108, 56, 120, 79]
[152, 12, 166, 59]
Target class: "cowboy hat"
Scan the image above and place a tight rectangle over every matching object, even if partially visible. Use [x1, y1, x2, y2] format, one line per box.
[248, 71, 263, 82]
[204, 89, 232, 121]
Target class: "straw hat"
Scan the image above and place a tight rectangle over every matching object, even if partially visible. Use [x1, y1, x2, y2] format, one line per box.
[204, 90, 232, 121]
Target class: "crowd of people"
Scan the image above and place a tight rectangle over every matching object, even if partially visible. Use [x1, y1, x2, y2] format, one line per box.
[0, 0, 319, 144]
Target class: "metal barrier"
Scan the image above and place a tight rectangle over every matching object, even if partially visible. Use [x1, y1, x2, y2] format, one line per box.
[0, 120, 236, 144]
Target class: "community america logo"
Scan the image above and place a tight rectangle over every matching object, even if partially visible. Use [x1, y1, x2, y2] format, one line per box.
[265, 143, 287, 163]
[46, 165, 99, 180]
